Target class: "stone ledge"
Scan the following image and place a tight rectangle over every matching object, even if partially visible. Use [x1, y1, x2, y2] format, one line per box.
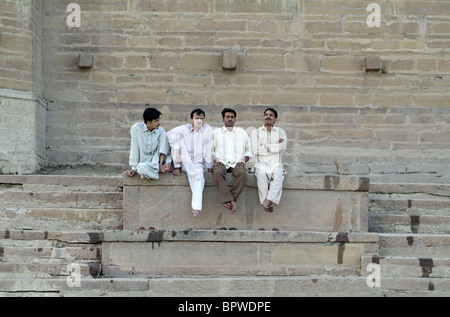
[101, 239, 372, 277]
[0, 174, 122, 187]
[0, 229, 379, 244]
[102, 229, 379, 243]
[2, 276, 450, 296]
[370, 183, 450, 196]
[124, 172, 369, 192]
[0, 230, 104, 244]
[123, 174, 369, 232]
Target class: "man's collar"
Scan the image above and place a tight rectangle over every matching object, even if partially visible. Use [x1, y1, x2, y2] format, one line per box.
[261, 125, 277, 130]
[190, 124, 206, 132]
[222, 126, 235, 132]
[143, 123, 159, 133]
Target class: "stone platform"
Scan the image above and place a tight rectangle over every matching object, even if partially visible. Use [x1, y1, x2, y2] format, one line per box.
[101, 230, 378, 278]
[123, 173, 369, 232]
[2, 171, 449, 296]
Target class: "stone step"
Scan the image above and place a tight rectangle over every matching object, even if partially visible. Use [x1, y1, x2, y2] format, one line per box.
[370, 183, 450, 196]
[101, 230, 379, 278]
[379, 233, 450, 257]
[0, 180, 123, 230]
[369, 193, 450, 215]
[0, 262, 101, 279]
[0, 175, 121, 231]
[0, 174, 123, 189]
[1, 229, 449, 296]
[1, 207, 122, 231]
[0, 191, 122, 209]
[0, 246, 101, 262]
[0, 229, 104, 243]
[0, 230, 102, 279]
[0, 230, 376, 279]
[369, 214, 450, 234]
[362, 255, 450, 278]
[0, 276, 449, 297]
[0, 175, 123, 206]
[368, 183, 450, 234]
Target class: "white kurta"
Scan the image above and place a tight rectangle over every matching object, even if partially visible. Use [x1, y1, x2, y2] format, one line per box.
[251, 125, 287, 205]
[212, 126, 252, 169]
[167, 123, 214, 210]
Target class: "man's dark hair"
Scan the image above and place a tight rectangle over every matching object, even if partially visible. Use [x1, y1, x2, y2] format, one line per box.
[143, 107, 162, 123]
[190, 108, 205, 119]
[264, 107, 278, 118]
[221, 108, 237, 118]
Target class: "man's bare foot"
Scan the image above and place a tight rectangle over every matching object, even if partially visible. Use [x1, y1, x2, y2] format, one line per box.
[172, 167, 181, 176]
[262, 199, 273, 212]
[223, 202, 232, 210]
[192, 209, 200, 218]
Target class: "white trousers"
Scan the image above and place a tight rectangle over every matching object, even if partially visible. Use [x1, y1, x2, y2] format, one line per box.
[188, 175, 205, 211]
[136, 163, 159, 180]
[254, 166, 284, 205]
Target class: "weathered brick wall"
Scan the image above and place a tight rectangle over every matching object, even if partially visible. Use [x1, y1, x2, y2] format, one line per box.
[0, 0, 46, 174]
[2, 0, 450, 180]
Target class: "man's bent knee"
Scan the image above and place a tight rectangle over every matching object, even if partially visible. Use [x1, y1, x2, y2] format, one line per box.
[233, 167, 247, 177]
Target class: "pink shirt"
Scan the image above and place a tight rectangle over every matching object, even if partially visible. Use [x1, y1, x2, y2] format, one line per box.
[167, 123, 214, 179]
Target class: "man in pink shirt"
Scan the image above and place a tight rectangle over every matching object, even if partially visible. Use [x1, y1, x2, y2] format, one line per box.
[167, 109, 214, 218]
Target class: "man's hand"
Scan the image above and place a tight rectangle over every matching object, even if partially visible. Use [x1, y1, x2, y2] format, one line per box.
[213, 161, 224, 169]
[174, 150, 182, 164]
[235, 162, 245, 168]
[126, 170, 136, 177]
[160, 163, 171, 173]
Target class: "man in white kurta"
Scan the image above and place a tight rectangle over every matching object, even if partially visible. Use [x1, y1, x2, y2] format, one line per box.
[212, 108, 252, 212]
[167, 109, 214, 217]
[251, 108, 287, 212]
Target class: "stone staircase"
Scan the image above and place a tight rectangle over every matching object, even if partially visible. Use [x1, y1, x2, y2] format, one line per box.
[0, 174, 123, 231]
[0, 172, 449, 296]
[369, 183, 450, 234]
[0, 230, 101, 291]
[363, 182, 450, 296]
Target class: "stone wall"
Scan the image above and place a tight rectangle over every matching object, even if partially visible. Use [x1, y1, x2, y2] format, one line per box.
[0, 0, 46, 174]
[0, 90, 46, 174]
[1, 0, 449, 180]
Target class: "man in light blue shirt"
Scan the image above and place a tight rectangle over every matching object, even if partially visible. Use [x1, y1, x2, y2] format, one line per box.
[126, 107, 172, 179]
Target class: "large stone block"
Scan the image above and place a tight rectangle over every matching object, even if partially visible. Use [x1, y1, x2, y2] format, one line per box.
[101, 230, 378, 277]
[123, 173, 369, 232]
[0, 90, 47, 174]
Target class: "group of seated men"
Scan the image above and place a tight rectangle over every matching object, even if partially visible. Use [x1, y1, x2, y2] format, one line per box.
[126, 107, 287, 218]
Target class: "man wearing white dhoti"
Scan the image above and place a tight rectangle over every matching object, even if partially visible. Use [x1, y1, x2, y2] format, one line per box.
[167, 109, 214, 218]
[251, 108, 287, 212]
